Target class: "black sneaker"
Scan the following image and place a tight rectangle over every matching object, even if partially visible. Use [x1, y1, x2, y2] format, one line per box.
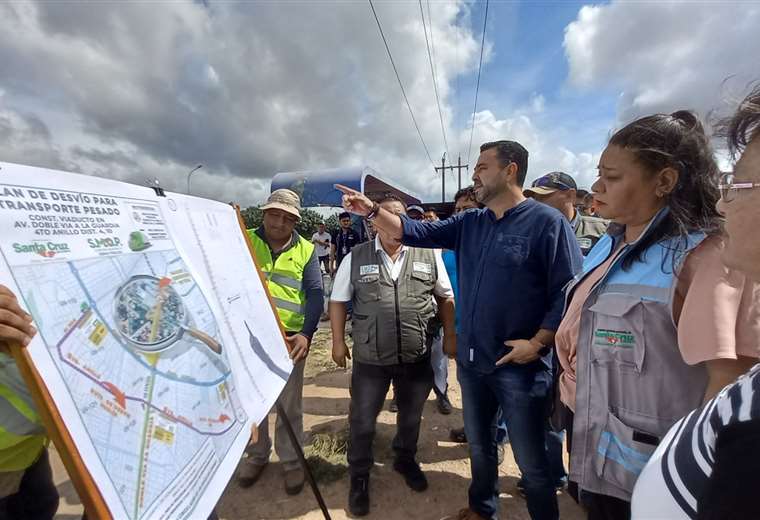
[449, 427, 467, 443]
[436, 392, 453, 415]
[349, 475, 370, 516]
[393, 459, 428, 492]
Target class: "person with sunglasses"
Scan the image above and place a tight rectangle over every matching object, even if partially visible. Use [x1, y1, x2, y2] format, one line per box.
[556, 110, 760, 519]
[630, 85, 760, 520]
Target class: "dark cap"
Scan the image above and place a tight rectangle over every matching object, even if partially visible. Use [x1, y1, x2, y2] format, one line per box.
[524, 171, 577, 196]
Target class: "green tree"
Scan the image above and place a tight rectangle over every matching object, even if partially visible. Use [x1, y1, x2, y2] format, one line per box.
[240, 206, 263, 230]
[295, 207, 323, 238]
[324, 213, 340, 235]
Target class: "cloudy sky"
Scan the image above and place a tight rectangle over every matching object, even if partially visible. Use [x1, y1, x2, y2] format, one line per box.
[1, 0, 758, 207]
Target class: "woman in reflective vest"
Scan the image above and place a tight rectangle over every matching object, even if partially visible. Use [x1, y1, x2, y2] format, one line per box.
[0, 284, 59, 519]
[555, 111, 760, 519]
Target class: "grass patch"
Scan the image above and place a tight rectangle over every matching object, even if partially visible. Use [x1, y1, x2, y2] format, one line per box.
[304, 429, 349, 484]
[305, 328, 352, 379]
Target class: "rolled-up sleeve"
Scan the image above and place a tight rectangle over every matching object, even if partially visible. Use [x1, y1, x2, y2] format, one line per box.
[540, 217, 584, 331]
[402, 214, 460, 250]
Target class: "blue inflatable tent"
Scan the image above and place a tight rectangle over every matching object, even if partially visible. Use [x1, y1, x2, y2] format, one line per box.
[270, 166, 421, 208]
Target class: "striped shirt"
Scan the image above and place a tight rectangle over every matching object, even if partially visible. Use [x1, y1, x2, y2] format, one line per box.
[631, 363, 760, 519]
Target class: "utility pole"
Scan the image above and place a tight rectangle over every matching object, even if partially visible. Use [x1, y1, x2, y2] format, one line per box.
[441, 153, 446, 203]
[435, 154, 469, 201]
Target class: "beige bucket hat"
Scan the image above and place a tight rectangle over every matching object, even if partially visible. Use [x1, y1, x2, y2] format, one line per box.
[260, 189, 302, 219]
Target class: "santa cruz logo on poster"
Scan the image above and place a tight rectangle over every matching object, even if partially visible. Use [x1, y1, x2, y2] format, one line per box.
[13, 240, 71, 258]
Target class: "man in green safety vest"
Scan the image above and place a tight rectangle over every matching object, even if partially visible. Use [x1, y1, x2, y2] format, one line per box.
[238, 189, 324, 496]
[0, 284, 58, 519]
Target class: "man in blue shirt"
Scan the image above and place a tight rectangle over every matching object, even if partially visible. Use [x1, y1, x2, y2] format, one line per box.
[336, 140, 582, 520]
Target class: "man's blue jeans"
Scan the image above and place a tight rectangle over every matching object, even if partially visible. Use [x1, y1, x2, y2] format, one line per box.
[457, 361, 558, 520]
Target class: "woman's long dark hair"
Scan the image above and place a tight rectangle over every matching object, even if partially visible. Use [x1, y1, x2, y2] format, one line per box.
[608, 110, 722, 271]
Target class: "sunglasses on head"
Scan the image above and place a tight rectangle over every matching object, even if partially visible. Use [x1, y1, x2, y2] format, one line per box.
[532, 174, 572, 191]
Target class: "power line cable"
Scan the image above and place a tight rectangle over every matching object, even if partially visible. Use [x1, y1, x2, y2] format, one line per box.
[420, 0, 450, 163]
[455, 6, 461, 163]
[368, 0, 436, 170]
[466, 0, 489, 168]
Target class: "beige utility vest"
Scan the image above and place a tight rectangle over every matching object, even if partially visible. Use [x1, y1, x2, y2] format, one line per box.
[349, 242, 437, 366]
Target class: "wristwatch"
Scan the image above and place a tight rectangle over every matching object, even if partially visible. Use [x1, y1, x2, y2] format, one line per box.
[365, 202, 381, 221]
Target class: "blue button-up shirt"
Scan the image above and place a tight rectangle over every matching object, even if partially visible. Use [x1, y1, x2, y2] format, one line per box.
[401, 199, 582, 373]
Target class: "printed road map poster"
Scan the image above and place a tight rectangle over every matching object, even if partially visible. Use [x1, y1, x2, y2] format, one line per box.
[0, 162, 292, 519]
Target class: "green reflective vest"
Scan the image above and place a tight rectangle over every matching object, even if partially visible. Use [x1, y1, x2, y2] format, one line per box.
[0, 355, 47, 472]
[248, 229, 314, 332]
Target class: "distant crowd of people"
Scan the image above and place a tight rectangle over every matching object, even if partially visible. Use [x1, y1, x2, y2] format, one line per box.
[0, 85, 759, 520]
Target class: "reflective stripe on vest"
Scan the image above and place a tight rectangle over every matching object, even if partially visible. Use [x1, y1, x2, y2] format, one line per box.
[0, 388, 41, 437]
[569, 213, 708, 501]
[262, 272, 302, 291]
[248, 230, 314, 331]
[0, 359, 47, 471]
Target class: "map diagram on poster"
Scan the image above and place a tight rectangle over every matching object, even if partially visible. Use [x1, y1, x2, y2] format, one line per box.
[0, 162, 291, 519]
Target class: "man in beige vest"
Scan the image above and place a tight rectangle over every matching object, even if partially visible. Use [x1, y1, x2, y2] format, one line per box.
[329, 195, 455, 517]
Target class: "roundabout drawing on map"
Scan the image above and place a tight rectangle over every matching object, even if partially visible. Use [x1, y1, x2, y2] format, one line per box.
[11, 250, 247, 519]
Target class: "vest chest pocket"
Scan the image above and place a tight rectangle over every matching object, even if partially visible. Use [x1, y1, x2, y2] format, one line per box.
[588, 294, 646, 372]
[354, 274, 380, 302]
[407, 269, 433, 298]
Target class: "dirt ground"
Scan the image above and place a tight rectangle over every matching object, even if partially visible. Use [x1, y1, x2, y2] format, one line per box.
[52, 327, 584, 520]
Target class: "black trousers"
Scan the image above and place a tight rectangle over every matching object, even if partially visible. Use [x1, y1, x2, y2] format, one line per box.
[318, 255, 330, 273]
[348, 359, 433, 476]
[0, 448, 59, 520]
[584, 491, 631, 520]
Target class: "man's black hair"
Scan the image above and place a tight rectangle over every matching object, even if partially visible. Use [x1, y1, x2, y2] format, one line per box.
[479, 140, 529, 186]
[339, 211, 351, 220]
[454, 185, 476, 202]
[374, 192, 407, 210]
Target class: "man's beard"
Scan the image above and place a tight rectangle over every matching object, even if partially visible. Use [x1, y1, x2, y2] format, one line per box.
[474, 184, 494, 204]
